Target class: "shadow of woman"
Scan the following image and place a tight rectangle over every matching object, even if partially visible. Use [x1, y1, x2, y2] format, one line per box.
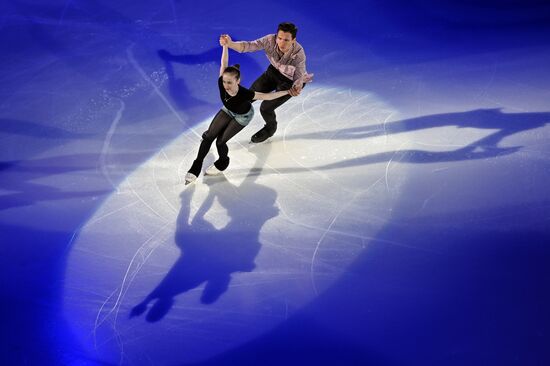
[157, 49, 216, 112]
[157, 47, 264, 111]
[130, 144, 278, 322]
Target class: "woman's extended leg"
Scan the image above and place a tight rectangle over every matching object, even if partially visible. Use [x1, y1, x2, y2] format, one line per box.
[188, 110, 233, 177]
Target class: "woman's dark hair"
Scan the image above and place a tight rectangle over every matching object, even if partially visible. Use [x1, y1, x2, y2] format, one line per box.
[277, 22, 298, 39]
[223, 64, 240, 79]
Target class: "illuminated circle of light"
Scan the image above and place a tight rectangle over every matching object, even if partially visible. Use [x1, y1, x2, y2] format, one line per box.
[63, 85, 435, 364]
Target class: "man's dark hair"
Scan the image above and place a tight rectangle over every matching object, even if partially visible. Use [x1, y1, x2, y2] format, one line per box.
[277, 22, 298, 39]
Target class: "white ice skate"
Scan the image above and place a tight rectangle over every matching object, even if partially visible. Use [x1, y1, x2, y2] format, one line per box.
[205, 164, 222, 176]
[184, 172, 197, 185]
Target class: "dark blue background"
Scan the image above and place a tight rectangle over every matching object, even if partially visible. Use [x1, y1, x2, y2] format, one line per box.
[1, 0, 550, 364]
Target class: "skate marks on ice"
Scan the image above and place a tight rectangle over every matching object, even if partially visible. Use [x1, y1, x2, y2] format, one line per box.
[63, 85, 535, 364]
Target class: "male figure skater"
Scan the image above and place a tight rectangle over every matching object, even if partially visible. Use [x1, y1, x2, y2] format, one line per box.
[220, 22, 312, 143]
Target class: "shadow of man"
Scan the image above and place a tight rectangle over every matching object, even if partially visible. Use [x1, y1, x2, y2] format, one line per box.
[130, 143, 278, 322]
[292, 108, 550, 145]
[279, 108, 550, 172]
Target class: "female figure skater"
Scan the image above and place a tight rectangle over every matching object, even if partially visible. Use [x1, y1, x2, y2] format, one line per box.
[185, 41, 291, 184]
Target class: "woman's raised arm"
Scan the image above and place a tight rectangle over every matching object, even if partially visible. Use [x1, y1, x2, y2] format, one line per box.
[219, 45, 228, 77]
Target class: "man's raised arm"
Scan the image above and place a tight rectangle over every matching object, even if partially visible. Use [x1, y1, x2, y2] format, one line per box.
[219, 34, 268, 53]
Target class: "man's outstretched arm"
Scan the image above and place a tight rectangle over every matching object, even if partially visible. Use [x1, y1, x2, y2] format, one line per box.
[220, 34, 268, 53]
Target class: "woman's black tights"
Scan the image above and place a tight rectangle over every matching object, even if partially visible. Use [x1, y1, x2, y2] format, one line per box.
[188, 110, 244, 176]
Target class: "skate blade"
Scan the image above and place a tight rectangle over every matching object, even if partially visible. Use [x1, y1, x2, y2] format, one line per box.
[249, 137, 271, 145]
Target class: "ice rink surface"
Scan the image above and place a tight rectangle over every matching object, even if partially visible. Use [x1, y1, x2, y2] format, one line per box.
[2, 1, 550, 365]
